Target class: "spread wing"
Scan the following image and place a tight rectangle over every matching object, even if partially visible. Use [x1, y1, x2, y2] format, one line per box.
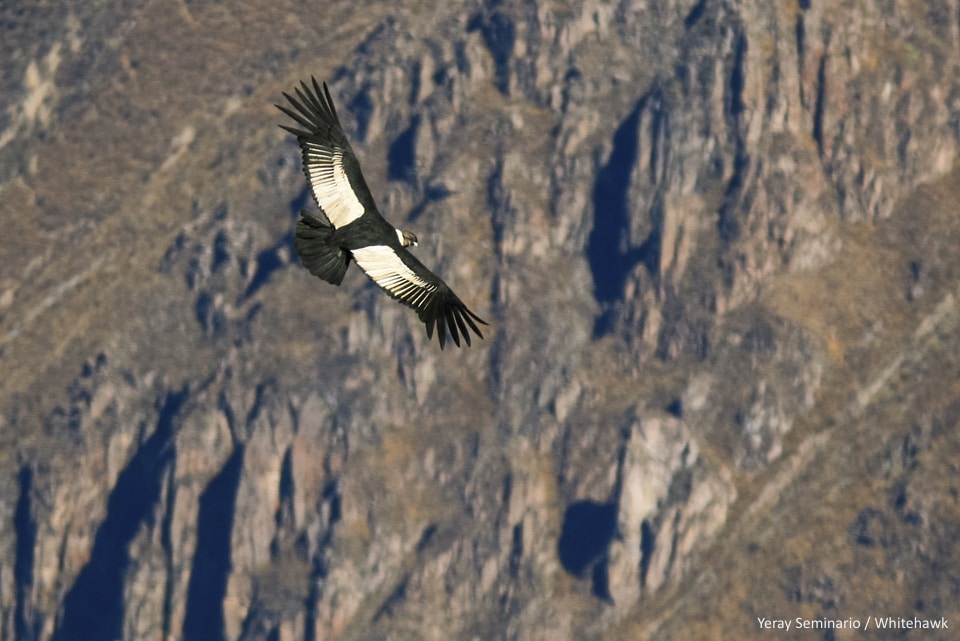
[351, 245, 487, 349]
[276, 78, 372, 228]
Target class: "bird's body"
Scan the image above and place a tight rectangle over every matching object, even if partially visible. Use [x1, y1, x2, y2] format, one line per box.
[277, 78, 486, 348]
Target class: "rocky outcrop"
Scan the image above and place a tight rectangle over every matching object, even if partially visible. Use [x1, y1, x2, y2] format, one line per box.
[1, 1, 959, 640]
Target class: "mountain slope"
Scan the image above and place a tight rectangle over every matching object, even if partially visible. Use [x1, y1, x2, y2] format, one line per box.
[1, 1, 958, 640]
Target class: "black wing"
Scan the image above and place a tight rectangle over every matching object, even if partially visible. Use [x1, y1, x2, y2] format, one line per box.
[276, 78, 372, 228]
[350, 244, 487, 349]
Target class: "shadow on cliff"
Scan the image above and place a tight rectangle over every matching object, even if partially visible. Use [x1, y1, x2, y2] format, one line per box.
[52, 387, 187, 641]
[588, 94, 662, 336]
[558, 500, 618, 602]
[15, 465, 40, 641]
[467, 6, 516, 95]
[182, 445, 245, 641]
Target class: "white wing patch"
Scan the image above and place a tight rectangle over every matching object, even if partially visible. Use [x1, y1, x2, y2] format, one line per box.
[352, 245, 438, 309]
[304, 143, 365, 227]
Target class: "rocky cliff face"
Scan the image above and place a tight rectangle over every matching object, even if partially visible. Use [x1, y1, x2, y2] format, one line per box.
[2, 1, 959, 640]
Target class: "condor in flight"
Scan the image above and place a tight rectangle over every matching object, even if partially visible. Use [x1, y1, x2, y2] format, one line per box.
[277, 78, 487, 349]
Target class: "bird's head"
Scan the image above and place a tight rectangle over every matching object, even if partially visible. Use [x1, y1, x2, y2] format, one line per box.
[396, 228, 419, 247]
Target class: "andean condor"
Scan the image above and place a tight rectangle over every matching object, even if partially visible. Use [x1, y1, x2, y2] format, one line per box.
[277, 78, 487, 349]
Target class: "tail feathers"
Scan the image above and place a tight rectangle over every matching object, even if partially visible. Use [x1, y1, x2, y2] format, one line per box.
[294, 210, 350, 285]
